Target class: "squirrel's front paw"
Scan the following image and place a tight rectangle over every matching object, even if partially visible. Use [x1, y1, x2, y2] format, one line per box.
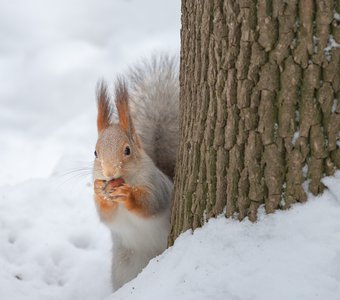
[94, 179, 106, 193]
[94, 179, 119, 222]
[106, 184, 132, 203]
[94, 179, 126, 201]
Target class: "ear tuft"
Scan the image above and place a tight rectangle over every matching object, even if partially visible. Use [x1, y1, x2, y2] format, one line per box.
[115, 78, 134, 136]
[96, 80, 112, 133]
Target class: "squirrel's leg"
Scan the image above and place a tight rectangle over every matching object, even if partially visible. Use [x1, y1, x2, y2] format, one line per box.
[94, 179, 119, 222]
[108, 184, 152, 217]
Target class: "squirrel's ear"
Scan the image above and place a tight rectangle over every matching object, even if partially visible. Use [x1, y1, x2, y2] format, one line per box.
[96, 81, 112, 134]
[115, 79, 136, 138]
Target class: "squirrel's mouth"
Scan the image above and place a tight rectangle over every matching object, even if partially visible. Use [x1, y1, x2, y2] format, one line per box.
[109, 175, 122, 180]
[105, 174, 124, 183]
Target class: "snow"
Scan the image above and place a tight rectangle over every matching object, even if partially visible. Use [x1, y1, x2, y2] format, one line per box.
[334, 10, 340, 22]
[1, 1, 340, 300]
[325, 36, 340, 51]
[332, 99, 338, 113]
[292, 130, 300, 145]
[110, 173, 340, 300]
[0, 178, 111, 300]
[324, 35, 340, 61]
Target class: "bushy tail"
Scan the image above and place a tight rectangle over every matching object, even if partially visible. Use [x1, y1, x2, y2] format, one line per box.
[127, 54, 179, 179]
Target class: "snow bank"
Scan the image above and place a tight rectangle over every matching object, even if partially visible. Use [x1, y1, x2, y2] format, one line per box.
[1, 170, 340, 300]
[0, 177, 112, 300]
[110, 173, 340, 300]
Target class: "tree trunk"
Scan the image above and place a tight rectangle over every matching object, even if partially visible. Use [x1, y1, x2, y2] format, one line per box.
[169, 0, 340, 245]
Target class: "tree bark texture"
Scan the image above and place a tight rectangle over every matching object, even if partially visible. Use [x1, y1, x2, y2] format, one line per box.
[170, 0, 340, 244]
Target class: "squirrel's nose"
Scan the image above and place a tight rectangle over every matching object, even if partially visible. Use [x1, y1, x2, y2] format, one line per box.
[102, 164, 122, 179]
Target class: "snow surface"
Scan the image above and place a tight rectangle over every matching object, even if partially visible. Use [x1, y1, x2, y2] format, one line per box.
[110, 173, 340, 300]
[1, 1, 340, 300]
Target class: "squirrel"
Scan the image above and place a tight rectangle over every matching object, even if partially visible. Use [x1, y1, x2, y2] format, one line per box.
[92, 55, 179, 291]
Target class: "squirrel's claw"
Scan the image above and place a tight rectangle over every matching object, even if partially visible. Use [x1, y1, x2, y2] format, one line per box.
[94, 179, 131, 204]
[107, 184, 132, 203]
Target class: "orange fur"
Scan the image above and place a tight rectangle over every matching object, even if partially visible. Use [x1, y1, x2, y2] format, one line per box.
[126, 186, 152, 217]
[108, 184, 152, 218]
[97, 81, 112, 133]
[94, 180, 152, 219]
[95, 193, 118, 222]
[115, 81, 142, 148]
[115, 80, 134, 136]
[94, 179, 118, 222]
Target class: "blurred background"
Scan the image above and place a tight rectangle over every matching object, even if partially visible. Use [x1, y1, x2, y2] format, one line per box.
[0, 0, 180, 184]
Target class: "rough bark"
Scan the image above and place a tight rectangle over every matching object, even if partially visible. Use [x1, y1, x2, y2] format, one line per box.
[169, 0, 340, 245]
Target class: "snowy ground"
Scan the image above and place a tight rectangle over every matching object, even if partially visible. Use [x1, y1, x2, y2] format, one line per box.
[111, 174, 340, 300]
[1, 1, 340, 300]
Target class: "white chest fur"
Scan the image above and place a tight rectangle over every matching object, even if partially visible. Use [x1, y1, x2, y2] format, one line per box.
[108, 205, 170, 290]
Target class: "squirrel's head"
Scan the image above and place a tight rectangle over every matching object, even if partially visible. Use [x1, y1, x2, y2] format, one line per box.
[94, 80, 142, 181]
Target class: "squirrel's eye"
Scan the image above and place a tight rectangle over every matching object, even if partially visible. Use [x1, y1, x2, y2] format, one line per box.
[124, 146, 131, 156]
[94, 150, 98, 158]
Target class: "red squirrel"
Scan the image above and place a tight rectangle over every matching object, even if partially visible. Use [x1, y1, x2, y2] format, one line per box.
[92, 55, 179, 291]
